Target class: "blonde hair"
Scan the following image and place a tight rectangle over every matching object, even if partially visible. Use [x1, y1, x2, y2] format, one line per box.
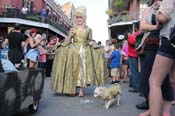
[75, 6, 86, 19]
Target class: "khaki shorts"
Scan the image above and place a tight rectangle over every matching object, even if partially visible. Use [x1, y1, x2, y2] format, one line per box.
[111, 68, 120, 77]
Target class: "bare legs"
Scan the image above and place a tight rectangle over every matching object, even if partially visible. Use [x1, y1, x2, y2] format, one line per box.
[140, 100, 171, 116]
[122, 64, 128, 81]
[162, 100, 172, 116]
[29, 61, 37, 68]
[149, 54, 174, 116]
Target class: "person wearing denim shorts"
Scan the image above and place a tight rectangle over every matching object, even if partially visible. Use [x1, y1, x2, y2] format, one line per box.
[149, 0, 175, 116]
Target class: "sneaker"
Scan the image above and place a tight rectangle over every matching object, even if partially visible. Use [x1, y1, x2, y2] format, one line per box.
[110, 81, 115, 84]
[128, 89, 139, 93]
[136, 102, 149, 110]
[115, 80, 120, 83]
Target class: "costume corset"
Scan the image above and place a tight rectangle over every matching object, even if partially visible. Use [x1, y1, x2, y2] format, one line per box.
[72, 27, 89, 47]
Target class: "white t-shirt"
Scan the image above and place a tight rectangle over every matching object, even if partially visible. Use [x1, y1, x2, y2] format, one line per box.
[22, 7, 28, 15]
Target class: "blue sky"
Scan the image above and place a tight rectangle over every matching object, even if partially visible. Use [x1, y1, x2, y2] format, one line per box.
[55, 0, 108, 45]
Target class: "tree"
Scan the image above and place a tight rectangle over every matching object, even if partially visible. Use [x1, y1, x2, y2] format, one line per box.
[112, 0, 124, 8]
[112, 0, 130, 12]
[105, 9, 115, 16]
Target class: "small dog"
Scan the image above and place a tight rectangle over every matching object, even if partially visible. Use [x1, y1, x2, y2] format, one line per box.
[94, 83, 122, 109]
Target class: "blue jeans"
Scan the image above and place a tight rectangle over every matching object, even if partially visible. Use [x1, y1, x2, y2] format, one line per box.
[129, 56, 140, 90]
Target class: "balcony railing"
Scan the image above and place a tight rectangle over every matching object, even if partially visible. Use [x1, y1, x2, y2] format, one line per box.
[0, 8, 68, 35]
[108, 13, 131, 25]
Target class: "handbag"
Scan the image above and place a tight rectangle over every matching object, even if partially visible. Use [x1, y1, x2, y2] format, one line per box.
[136, 32, 150, 56]
[170, 24, 175, 47]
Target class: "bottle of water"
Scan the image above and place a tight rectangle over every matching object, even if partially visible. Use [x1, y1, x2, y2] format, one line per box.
[80, 99, 94, 104]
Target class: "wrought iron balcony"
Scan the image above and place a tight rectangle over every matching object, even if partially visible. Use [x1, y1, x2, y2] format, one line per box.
[108, 12, 131, 25]
[0, 8, 68, 35]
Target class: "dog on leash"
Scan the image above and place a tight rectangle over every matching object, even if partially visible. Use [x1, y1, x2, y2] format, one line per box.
[94, 83, 122, 109]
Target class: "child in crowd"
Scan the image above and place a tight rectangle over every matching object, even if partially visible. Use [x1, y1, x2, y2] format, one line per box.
[38, 37, 47, 69]
[109, 44, 122, 84]
[121, 40, 129, 82]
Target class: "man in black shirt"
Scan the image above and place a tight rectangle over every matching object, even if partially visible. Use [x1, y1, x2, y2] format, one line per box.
[3, 23, 26, 67]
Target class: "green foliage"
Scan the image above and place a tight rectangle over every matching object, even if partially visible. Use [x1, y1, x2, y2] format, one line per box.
[105, 9, 114, 16]
[121, 14, 130, 21]
[26, 16, 40, 22]
[113, 0, 124, 8]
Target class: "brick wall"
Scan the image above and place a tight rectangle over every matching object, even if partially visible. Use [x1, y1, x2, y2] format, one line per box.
[0, 0, 44, 10]
[129, 0, 140, 20]
[0, 0, 23, 8]
[33, 0, 45, 11]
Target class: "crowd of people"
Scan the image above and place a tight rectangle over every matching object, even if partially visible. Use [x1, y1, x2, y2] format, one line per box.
[129, 0, 175, 116]
[0, 23, 59, 75]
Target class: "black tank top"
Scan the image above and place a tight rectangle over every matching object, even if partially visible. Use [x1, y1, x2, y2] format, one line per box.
[145, 14, 160, 51]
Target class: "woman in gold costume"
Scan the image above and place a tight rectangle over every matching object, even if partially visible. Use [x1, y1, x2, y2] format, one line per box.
[90, 40, 108, 85]
[51, 6, 107, 97]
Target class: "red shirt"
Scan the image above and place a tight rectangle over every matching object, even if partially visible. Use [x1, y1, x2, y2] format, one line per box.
[128, 31, 139, 57]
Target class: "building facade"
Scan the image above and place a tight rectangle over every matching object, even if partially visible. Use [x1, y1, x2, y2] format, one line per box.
[0, 0, 71, 39]
[61, 2, 76, 26]
[107, 0, 147, 39]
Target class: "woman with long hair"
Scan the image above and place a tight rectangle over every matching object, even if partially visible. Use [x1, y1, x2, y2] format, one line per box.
[25, 28, 41, 68]
[51, 6, 107, 97]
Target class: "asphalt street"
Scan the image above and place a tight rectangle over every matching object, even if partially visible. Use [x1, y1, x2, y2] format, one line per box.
[14, 78, 174, 116]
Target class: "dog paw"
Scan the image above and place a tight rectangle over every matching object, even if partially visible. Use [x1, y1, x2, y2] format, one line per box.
[117, 101, 120, 106]
[105, 105, 109, 109]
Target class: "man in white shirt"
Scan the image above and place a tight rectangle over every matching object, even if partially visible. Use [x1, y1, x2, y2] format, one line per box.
[21, 6, 28, 18]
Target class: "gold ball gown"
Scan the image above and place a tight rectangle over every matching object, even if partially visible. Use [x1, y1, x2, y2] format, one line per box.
[51, 26, 108, 94]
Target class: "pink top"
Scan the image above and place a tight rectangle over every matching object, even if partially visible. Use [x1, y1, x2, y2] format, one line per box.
[122, 44, 128, 56]
[38, 46, 46, 62]
[122, 44, 128, 60]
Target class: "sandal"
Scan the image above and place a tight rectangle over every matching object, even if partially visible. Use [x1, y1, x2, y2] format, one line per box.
[78, 92, 84, 97]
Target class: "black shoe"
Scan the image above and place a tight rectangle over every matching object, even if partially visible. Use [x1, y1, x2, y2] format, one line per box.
[115, 80, 120, 83]
[136, 102, 149, 110]
[128, 89, 139, 93]
[111, 81, 115, 84]
[139, 93, 145, 97]
[129, 85, 133, 88]
[122, 80, 127, 83]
